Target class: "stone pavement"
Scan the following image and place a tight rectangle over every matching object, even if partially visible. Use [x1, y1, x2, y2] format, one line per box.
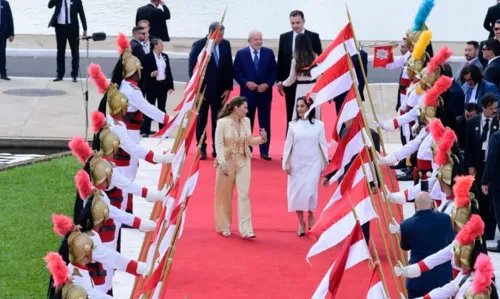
[0, 77, 402, 144]
[7, 34, 466, 57]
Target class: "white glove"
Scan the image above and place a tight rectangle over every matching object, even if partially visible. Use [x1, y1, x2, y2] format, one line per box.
[153, 152, 175, 164]
[411, 122, 419, 136]
[139, 219, 156, 232]
[136, 261, 149, 275]
[145, 188, 167, 202]
[377, 152, 398, 166]
[394, 261, 422, 278]
[389, 218, 400, 234]
[378, 119, 398, 132]
[386, 191, 407, 205]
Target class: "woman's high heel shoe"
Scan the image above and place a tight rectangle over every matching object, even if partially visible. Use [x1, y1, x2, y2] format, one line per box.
[297, 224, 306, 237]
[222, 231, 231, 237]
[243, 233, 256, 239]
[308, 218, 316, 230]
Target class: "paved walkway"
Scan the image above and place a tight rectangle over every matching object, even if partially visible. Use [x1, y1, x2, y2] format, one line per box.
[7, 34, 466, 57]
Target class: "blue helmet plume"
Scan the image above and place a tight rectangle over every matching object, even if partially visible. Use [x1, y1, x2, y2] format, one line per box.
[413, 0, 435, 31]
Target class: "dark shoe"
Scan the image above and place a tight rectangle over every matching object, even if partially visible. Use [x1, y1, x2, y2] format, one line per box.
[72, 77, 78, 82]
[396, 168, 414, 181]
[53, 77, 63, 82]
[260, 154, 272, 161]
[200, 151, 207, 160]
[297, 223, 306, 237]
[141, 133, 150, 138]
[212, 152, 217, 158]
[0, 75, 10, 81]
[390, 159, 407, 170]
[487, 245, 500, 253]
[121, 224, 132, 229]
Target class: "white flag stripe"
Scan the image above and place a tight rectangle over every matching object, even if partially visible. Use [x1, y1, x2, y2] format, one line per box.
[323, 163, 373, 212]
[336, 98, 359, 137]
[366, 281, 386, 299]
[146, 197, 175, 266]
[151, 281, 163, 299]
[172, 142, 186, 184]
[329, 129, 373, 185]
[311, 37, 357, 79]
[311, 239, 370, 299]
[307, 197, 376, 260]
[309, 72, 352, 112]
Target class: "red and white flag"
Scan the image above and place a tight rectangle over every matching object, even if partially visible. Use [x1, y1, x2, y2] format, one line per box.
[372, 45, 394, 68]
[311, 222, 371, 299]
[306, 54, 353, 116]
[332, 87, 360, 142]
[310, 23, 358, 79]
[365, 265, 387, 299]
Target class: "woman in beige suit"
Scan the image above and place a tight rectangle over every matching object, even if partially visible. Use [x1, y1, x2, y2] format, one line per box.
[214, 96, 267, 238]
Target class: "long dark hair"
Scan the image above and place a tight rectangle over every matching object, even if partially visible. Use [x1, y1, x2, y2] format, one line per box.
[294, 34, 315, 76]
[218, 96, 247, 119]
[294, 97, 315, 124]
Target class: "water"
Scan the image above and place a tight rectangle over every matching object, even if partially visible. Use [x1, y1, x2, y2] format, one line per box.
[9, 0, 489, 42]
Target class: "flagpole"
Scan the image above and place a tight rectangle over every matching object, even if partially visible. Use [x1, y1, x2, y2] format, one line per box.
[346, 192, 390, 297]
[343, 43, 408, 297]
[344, 3, 405, 222]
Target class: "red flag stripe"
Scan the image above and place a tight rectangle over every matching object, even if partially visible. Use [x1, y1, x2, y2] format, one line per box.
[310, 23, 354, 66]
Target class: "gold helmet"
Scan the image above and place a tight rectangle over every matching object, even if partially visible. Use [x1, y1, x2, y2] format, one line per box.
[407, 30, 432, 80]
[405, 24, 429, 48]
[464, 287, 491, 299]
[89, 153, 113, 187]
[434, 129, 457, 186]
[62, 283, 88, 299]
[67, 230, 94, 264]
[122, 48, 142, 79]
[89, 189, 109, 227]
[106, 83, 128, 117]
[98, 125, 120, 157]
[419, 95, 439, 124]
[453, 215, 484, 273]
[451, 176, 475, 230]
[420, 66, 441, 89]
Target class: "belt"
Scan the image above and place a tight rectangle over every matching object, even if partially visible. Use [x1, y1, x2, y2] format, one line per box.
[296, 79, 317, 85]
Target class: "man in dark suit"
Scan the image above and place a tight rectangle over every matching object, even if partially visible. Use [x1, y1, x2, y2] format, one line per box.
[456, 103, 480, 150]
[188, 22, 233, 160]
[399, 192, 455, 298]
[277, 10, 322, 130]
[130, 26, 147, 98]
[136, 0, 170, 42]
[0, 0, 14, 80]
[482, 129, 500, 251]
[484, 1, 500, 39]
[482, 38, 500, 86]
[48, 0, 87, 82]
[461, 64, 500, 109]
[465, 93, 499, 240]
[233, 30, 277, 160]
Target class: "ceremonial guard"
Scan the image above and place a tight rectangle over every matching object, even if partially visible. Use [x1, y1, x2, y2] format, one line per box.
[45, 251, 89, 299]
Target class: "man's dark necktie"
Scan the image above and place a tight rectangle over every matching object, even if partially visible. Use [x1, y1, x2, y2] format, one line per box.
[465, 87, 473, 103]
[64, 0, 69, 24]
[482, 119, 490, 142]
[253, 50, 259, 72]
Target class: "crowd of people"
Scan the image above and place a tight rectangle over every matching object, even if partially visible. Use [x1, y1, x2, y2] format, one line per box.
[1, 0, 500, 297]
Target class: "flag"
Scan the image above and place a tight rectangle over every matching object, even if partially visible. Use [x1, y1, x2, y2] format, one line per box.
[310, 23, 358, 79]
[365, 265, 387, 299]
[373, 45, 394, 68]
[311, 222, 370, 299]
[306, 54, 353, 116]
[332, 87, 359, 142]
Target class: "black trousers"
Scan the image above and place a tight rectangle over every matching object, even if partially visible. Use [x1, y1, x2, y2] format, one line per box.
[55, 24, 80, 78]
[0, 38, 6, 76]
[196, 91, 222, 153]
[407, 288, 430, 299]
[475, 164, 497, 240]
[284, 83, 297, 134]
[141, 80, 168, 135]
[492, 188, 500, 246]
[247, 93, 272, 155]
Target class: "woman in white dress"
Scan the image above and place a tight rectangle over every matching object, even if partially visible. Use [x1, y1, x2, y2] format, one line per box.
[283, 97, 328, 236]
[277, 33, 320, 120]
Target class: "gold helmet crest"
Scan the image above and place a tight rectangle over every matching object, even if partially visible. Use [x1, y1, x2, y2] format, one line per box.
[106, 83, 128, 117]
[89, 153, 113, 187]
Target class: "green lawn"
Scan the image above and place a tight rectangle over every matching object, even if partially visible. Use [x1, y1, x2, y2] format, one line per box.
[0, 156, 81, 297]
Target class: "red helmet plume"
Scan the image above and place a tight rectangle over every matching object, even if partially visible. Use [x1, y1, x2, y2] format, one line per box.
[44, 252, 69, 288]
[75, 170, 93, 199]
[455, 214, 484, 245]
[435, 129, 456, 166]
[429, 118, 445, 141]
[424, 75, 452, 107]
[91, 111, 106, 134]
[68, 136, 92, 165]
[453, 175, 474, 208]
[88, 63, 109, 94]
[472, 253, 494, 294]
[52, 214, 74, 237]
[427, 46, 453, 75]
[117, 33, 130, 55]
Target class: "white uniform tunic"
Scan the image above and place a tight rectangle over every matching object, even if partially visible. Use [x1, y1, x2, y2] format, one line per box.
[67, 263, 114, 299]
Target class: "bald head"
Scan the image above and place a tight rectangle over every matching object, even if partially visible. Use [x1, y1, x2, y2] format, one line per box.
[248, 30, 263, 51]
[415, 192, 433, 210]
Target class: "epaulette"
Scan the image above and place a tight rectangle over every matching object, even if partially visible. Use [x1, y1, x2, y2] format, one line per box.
[72, 268, 82, 277]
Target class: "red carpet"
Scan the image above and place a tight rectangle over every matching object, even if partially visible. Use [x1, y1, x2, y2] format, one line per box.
[161, 88, 404, 298]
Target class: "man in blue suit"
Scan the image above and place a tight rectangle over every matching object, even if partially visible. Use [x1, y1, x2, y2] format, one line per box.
[233, 30, 277, 160]
[399, 192, 455, 298]
[0, 0, 15, 80]
[188, 22, 233, 160]
[461, 64, 500, 110]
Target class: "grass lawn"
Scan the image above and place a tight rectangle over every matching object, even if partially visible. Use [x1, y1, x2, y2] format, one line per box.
[0, 156, 81, 297]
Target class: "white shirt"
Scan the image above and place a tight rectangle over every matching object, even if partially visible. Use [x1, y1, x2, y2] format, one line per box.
[57, 0, 71, 25]
[292, 29, 305, 53]
[143, 40, 150, 54]
[488, 55, 500, 65]
[249, 45, 260, 62]
[466, 83, 478, 104]
[154, 52, 166, 81]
